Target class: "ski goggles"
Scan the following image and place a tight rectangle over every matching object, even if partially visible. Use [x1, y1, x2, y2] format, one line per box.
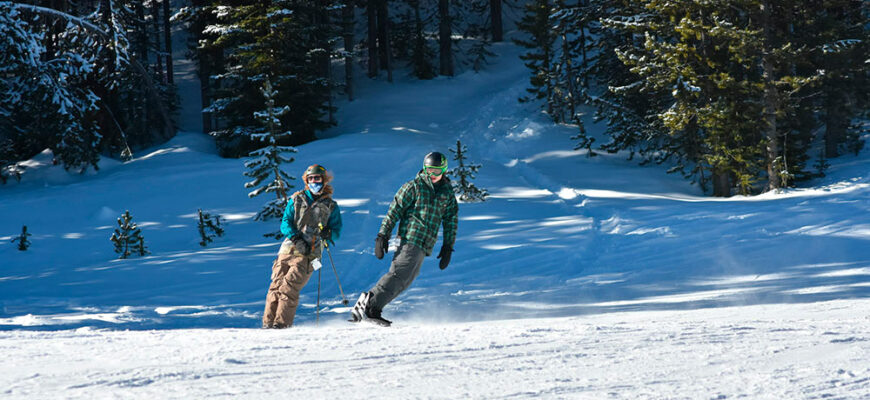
[306, 175, 324, 183]
[425, 166, 447, 176]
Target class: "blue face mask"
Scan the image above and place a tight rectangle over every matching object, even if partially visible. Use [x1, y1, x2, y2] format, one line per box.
[309, 182, 323, 194]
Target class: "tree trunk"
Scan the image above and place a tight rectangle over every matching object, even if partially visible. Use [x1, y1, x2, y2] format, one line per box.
[343, 0, 354, 100]
[579, 19, 588, 88]
[824, 89, 847, 158]
[151, 0, 164, 82]
[162, 0, 173, 84]
[318, 2, 335, 123]
[377, 0, 392, 82]
[490, 0, 502, 42]
[761, 0, 781, 191]
[561, 26, 574, 123]
[712, 171, 731, 197]
[377, 0, 388, 68]
[367, 0, 378, 77]
[438, 0, 453, 76]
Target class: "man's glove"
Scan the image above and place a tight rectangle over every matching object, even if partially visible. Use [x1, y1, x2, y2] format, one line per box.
[374, 234, 389, 259]
[437, 245, 453, 270]
[291, 234, 311, 256]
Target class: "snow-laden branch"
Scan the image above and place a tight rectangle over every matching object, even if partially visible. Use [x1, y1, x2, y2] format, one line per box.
[3, 2, 108, 37]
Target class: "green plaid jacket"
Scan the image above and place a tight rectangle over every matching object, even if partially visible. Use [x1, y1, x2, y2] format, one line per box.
[379, 170, 459, 256]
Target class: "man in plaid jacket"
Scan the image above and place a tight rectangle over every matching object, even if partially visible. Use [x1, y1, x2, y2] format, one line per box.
[351, 151, 459, 325]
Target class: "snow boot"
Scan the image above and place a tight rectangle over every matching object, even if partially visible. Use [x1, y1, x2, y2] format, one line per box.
[364, 306, 391, 327]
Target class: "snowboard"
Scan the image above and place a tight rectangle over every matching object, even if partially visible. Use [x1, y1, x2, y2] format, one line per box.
[348, 316, 392, 327]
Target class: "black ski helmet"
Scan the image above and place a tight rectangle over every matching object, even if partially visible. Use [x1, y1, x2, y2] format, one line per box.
[423, 152, 447, 169]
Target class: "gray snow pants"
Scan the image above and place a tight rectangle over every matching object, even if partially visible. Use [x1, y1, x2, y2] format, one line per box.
[369, 242, 426, 311]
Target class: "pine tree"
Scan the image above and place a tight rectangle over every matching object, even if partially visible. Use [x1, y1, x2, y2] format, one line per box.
[801, 0, 868, 159]
[11, 225, 32, 251]
[596, 2, 676, 175]
[448, 140, 488, 202]
[605, 0, 819, 196]
[405, 0, 437, 79]
[467, 36, 497, 72]
[0, 2, 176, 180]
[813, 149, 831, 178]
[110, 210, 149, 259]
[455, 0, 497, 73]
[243, 79, 297, 239]
[205, 0, 334, 158]
[173, 0, 225, 133]
[197, 209, 225, 247]
[514, 0, 557, 119]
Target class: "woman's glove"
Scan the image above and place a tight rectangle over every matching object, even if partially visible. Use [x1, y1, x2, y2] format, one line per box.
[291, 234, 311, 256]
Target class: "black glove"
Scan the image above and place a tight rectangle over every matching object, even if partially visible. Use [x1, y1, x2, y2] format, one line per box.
[374, 234, 388, 259]
[320, 228, 334, 246]
[437, 245, 453, 270]
[291, 234, 311, 256]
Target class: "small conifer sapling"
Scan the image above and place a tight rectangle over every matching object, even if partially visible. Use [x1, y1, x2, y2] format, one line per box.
[197, 209, 226, 247]
[448, 140, 489, 202]
[11, 225, 32, 251]
[110, 211, 149, 259]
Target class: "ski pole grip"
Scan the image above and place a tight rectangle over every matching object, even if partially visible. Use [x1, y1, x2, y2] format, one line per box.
[318, 223, 328, 248]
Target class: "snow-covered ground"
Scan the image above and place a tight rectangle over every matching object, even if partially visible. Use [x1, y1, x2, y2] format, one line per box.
[1, 41, 868, 398]
[2, 300, 867, 399]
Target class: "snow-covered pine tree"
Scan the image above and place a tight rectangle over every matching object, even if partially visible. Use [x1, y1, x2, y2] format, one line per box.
[110, 210, 149, 259]
[448, 140, 488, 202]
[197, 209, 225, 247]
[599, 3, 712, 191]
[514, 0, 557, 119]
[0, 3, 101, 174]
[173, 0, 224, 134]
[205, 0, 334, 158]
[0, 1, 176, 179]
[0, 139, 24, 184]
[11, 225, 32, 251]
[610, 0, 819, 196]
[802, 0, 869, 159]
[243, 79, 297, 239]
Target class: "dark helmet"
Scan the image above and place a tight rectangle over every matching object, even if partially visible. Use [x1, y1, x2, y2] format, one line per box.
[423, 152, 447, 169]
[303, 164, 327, 177]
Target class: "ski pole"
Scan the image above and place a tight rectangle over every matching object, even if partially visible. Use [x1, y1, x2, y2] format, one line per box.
[316, 267, 321, 325]
[319, 223, 349, 305]
[323, 244, 349, 305]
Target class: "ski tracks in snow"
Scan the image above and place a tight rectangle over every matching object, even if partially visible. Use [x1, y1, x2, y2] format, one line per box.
[1, 300, 867, 399]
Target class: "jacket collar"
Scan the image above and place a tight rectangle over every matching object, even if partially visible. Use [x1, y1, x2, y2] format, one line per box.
[416, 169, 449, 190]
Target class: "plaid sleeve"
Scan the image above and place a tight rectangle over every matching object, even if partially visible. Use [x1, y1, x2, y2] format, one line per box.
[379, 181, 415, 237]
[442, 195, 459, 248]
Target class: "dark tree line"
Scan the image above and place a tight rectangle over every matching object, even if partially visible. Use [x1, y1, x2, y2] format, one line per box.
[516, 0, 868, 196]
[1, 0, 178, 183]
[2, 0, 513, 180]
[175, 0, 512, 158]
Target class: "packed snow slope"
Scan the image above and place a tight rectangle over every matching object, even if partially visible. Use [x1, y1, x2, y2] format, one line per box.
[0, 41, 868, 399]
[1, 43, 869, 329]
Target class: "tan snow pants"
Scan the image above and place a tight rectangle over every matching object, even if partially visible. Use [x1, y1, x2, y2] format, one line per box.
[262, 250, 313, 328]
